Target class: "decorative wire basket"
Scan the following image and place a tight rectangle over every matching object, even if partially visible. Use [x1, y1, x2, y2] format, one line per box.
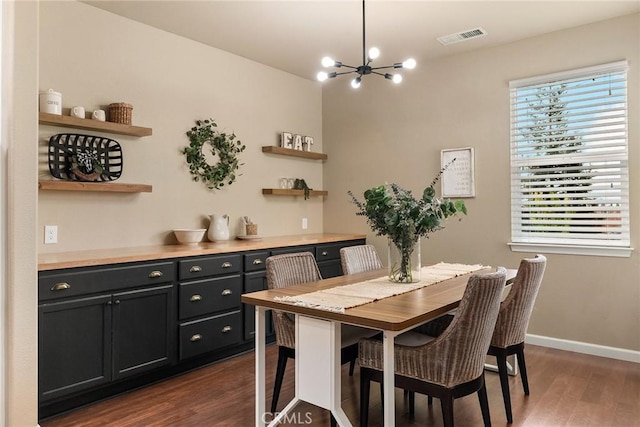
[48, 133, 123, 182]
[108, 102, 133, 125]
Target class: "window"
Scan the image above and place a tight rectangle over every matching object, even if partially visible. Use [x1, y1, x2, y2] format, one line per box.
[509, 61, 631, 257]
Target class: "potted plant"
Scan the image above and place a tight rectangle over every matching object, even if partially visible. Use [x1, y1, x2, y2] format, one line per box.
[349, 174, 467, 283]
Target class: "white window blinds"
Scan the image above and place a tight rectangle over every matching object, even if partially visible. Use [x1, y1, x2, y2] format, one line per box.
[510, 61, 629, 249]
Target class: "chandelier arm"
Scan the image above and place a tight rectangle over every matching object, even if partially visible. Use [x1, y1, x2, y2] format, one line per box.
[370, 65, 396, 71]
[334, 70, 358, 76]
[337, 64, 359, 70]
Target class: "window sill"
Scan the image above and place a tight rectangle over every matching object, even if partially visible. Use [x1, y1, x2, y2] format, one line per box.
[508, 242, 633, 258]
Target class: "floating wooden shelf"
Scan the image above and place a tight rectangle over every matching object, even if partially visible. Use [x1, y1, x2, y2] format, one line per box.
[39, 112, 152, 137]
[262, 146, 327, 160]
[262, 188, 328, 197]
[39, 180, 152, 193]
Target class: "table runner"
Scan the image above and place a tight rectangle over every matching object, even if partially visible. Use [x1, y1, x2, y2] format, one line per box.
[274, 262, 490, 313]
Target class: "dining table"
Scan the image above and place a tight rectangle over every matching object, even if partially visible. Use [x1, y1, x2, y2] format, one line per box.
[241, 266, 517, 427]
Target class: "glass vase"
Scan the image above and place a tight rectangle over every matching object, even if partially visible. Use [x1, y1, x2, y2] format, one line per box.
[388, 238, 421, 283]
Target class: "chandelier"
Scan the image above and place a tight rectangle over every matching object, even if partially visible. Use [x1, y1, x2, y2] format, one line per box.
[316, 0, 416, 88]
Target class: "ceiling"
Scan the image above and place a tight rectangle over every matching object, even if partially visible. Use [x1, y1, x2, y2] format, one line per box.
[84, 1, 640, 81]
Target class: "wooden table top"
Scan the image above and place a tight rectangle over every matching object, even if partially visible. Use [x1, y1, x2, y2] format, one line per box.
[38, 233, 366, 271]
[242, 268, 517, 332]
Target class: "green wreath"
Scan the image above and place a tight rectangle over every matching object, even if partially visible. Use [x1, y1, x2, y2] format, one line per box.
[183, 118, 246, 190]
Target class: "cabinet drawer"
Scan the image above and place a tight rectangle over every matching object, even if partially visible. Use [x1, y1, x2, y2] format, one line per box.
[179, 275, 241, 320]
[269, 246, 314, 257]
[179, 311, 242, 360]
[178, 254, 241, 280]
[38, 262, 175, 301]
[315, 243, 348, 261]
[244, 251, 268, 272]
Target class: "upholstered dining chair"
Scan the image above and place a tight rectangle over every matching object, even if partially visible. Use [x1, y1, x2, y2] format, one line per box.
[339, 244, 383, 275]
[266, 252, 377, 414]
[358, 268, 507, 427]
[488, 254, 546, 423]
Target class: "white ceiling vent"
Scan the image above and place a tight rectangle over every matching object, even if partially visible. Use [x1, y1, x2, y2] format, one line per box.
[437, 27, 487, 46]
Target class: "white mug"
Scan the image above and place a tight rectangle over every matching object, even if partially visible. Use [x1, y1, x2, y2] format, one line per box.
[70, 106, 85, 119]
[92, 109, 106, 121]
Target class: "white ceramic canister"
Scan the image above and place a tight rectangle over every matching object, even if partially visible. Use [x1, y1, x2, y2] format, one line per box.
[39, 89, 62, 115]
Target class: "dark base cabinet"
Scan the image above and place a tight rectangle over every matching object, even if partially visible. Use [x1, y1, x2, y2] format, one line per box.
[38, 237, 365, 420]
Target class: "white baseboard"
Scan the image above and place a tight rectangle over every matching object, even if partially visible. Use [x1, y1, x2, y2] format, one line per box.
[526, 334, 640, 363]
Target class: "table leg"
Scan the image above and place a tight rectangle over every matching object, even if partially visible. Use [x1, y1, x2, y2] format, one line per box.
[255, 306, 266, 427]
[382, 331, 398, 427]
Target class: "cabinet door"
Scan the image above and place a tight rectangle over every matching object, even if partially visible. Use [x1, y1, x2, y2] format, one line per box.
[39, 294, 112, 401]
[317, 260, 342, 279]
[112, 284, 175, 380]
[243, 271, 274, 341]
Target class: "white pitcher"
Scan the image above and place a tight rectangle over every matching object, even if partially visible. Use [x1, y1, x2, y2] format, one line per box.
[208, 214, 230, 241]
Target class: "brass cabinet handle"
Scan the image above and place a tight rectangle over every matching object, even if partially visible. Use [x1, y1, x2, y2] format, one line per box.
[190, 334, 202, 342]
[148, 270, 163, 278]
[51, 282, 71, 291]
[189, 265, 202, 273]
[221, 326, 232, 333]
[321, 251, 328, 256]
[221, 262, 232, 268]
[252, 259, 263, 265]
[221, 289, 232, 296]
[189, 294, 202, 302]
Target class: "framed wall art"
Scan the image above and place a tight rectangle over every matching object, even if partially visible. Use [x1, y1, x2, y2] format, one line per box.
[441, 147, 475, 198]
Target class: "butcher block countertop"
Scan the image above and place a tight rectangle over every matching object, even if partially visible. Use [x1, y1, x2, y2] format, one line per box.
[38, 233, 366, 271]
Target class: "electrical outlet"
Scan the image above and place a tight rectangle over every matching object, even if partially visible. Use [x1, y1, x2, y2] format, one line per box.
[44, 225, 58, 244]
[302, 218, 308, 230]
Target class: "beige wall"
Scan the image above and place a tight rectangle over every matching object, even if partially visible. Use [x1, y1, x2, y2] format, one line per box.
[323, 14, 640, 351]
[4, 1, 39, 426]
[38, 1, 324, 254]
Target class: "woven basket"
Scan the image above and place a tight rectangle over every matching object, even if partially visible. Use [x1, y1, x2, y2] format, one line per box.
[108, 102, 133, 125]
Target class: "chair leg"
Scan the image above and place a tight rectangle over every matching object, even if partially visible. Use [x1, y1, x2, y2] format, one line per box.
[516, 346, 530, 395]
[428, 395, 433, 406]
[477, 376, 492, 427]
[496, 353, 513, 424]
[360, 369, 371, 427]
[349, 359, 356, 376]
[271, 347, 289, 414]
[440, 393, 455, 427]
[408, 391, 415, 417]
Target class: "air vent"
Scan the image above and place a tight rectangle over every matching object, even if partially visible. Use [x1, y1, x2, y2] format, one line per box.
[437, 27, 487, 46]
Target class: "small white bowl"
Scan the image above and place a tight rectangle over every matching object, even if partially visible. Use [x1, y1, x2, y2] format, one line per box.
[173, 229, 206, 245]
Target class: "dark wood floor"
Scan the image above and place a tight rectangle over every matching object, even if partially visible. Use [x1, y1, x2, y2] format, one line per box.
[41, 344, 640, 426]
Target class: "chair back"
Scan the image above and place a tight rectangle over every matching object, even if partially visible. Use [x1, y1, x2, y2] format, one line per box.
[415, 268, 506, 388]
[491, 254, 547, 348]
[265, 252, 322, 348]
[340, 244, 383, 275]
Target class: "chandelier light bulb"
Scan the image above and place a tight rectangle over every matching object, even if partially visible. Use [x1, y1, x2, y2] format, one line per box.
[403, 58, 417, 70]
[351, 77, 362, 89]
[321, 56, 335, 68]
[317, 71, 329, 82]
[368, 47, 380, 60]
[392, 74, 403, 84]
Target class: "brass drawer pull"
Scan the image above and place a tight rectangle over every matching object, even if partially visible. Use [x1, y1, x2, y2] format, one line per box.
[190, 294, 202, 302]
[221, 326, 232, 333]
[148, 270, 163, 278]
[189, 265, 202, 273]
[51, 282, 71, 291]
[190, 334, 202, 342]
[221, 289, 233, 296]
[221, 262, 232, 268]
[321, 251, 328, 256]
[252, 259, 263, 265]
